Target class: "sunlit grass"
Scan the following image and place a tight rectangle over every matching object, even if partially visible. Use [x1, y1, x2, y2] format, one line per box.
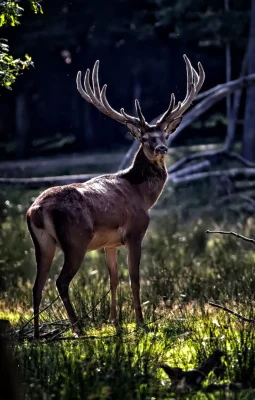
[1, 187, 255, 398]
[6, 297, 255, 399]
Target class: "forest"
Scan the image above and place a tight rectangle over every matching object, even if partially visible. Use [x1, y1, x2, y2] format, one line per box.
[1, 1, 255, 399]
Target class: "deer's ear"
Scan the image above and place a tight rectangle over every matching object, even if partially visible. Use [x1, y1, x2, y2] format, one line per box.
[126, 122, 143, 142]
[165, 117, 182, 135]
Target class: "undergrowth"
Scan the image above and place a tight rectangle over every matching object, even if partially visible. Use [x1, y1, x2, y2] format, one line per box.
[1, 188, 255, 398]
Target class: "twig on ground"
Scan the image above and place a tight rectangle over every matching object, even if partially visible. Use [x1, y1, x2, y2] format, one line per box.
[18, 294, 60, 334]
[206, 230, 255, 246]
[208, 302, 255, 323]
[49, 289, 111, 341]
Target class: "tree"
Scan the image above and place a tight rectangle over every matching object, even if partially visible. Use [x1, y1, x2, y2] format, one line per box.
[0, 0, 42, 90]
[242, 0, 255, 162]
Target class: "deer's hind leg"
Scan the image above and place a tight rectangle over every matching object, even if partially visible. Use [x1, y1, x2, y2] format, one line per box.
[53, 211, 93, 335]
[105, 248, 118, 323]
[27, 222, 56, 339]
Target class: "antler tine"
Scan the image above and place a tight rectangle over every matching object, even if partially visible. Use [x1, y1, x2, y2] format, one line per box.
[183, 54, 194, 104]
[195, 62, 205, 94]
[160, 55, 194, 123]
[174, 82, 195, 117]
[120, 107, 141, 127]
[84, 68, 108, 114]
[100, 85, 132, 123]
[135, 99, 146, 126]
[76, 71, 92, 103]
[170, 55, 204, 119]
[157, 93, 175, 124]
[170, 54, 194, 118]
[157, 55, 205, 130]
[192, 67, 199, 87]
[92, 60, 101, 101]
[77, 60, 146, 127]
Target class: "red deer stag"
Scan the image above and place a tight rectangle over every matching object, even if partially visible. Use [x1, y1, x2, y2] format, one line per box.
[27, 55, 205, 338]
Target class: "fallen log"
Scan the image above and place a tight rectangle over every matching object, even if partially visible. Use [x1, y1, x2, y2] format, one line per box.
[0, 174, 99, 189]
[0, 152, 123, 178]
[169, 168, 255, 187]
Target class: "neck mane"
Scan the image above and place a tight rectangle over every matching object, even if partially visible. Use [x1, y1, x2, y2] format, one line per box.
[118, 144, 168, 209]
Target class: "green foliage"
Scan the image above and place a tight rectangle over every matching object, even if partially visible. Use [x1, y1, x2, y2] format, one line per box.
[135, 0, 249, 48]
[0, 0, 42, 89]
[0, 39, 33, 89]
[1, 188, 255, 397]
[0, 1, 42, 28]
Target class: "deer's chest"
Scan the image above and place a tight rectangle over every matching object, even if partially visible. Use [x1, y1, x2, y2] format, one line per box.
[87, 227, 123, 251]
[141, 177, 167, 209]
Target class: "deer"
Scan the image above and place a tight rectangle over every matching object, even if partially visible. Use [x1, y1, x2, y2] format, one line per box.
[26, 55, 205, 339]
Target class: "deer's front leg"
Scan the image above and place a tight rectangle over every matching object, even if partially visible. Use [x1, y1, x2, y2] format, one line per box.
[126, 240, 144, 324]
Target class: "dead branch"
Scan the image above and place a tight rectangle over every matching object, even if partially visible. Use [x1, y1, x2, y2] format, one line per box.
[195, 70, 253, 102]
[168, 73, 255, 148]
[212, 194, 255, 208]
[206, 230, 255, 246]
[49, 289, 110, 341]
[159, 349, 225, 390]
[169, 168, 255, 187]
[208, 302, 255, 323]
[18, 294, 60, 335]
[169, 160, 211, 179]
[0, 152, 123, 178]
[167, 149, 255, 178]
[0, 174, 98, 189]
[119, 73, 255, 171]
[168, 150, 223, 174]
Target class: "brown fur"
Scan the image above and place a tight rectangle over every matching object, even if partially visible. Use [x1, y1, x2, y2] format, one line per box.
[27, 55, 205, 338]
[27, 143, 168, 338]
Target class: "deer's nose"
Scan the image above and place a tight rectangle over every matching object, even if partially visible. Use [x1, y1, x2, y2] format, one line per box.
[155, 145, 167, 155]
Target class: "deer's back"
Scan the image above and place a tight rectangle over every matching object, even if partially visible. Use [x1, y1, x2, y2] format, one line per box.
[27, 174, 146, 250]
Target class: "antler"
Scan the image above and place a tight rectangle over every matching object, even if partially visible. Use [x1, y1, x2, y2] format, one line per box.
[76, 60, 147, 129]
[157, 54, 205, 131]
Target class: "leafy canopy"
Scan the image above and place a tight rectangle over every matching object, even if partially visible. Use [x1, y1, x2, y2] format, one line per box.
[0, 0, 42, 90]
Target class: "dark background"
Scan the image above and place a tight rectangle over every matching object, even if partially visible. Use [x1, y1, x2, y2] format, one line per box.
[0, 0, 250, 160]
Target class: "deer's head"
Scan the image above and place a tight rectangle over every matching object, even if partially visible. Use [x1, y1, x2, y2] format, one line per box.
[76, 56, 205, 162]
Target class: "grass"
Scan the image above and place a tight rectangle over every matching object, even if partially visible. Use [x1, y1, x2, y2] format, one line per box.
[1, 187, 255, 398]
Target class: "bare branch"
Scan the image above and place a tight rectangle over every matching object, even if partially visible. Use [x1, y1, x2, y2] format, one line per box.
[168, 150, 223, 174]
[169, 160, 211, 179]
[0, 174, 98, 189]
[168, 149, 255, 176]
[206, 230, 255, 246]
[209, 302, 255, 323]
[167, 73, 255, 147]
[18, 294, 60, 334]
[195, 72, 255, 101]
[170, 168, 255, 187]
[119, 73, 255, 171]
[49, 289, 110, 341]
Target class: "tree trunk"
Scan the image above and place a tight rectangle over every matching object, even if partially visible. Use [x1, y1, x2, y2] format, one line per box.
[15, 92, 30, 159]
[242, 0, 255, 161]
[225, 0, 232, 141]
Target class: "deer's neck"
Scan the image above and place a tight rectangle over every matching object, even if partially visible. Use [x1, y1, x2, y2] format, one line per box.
[119, 145, 168, 209]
